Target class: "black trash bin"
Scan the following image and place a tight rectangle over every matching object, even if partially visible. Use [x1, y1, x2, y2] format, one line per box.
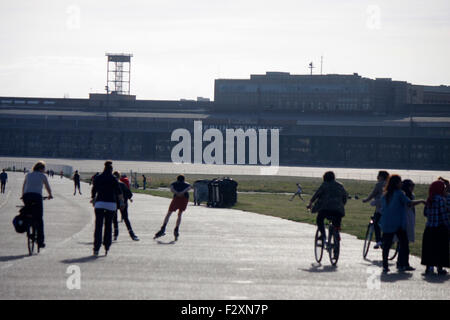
[207, 177, 238, 208]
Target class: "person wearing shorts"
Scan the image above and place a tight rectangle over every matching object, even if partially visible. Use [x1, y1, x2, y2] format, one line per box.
[154, 175, 192, 241]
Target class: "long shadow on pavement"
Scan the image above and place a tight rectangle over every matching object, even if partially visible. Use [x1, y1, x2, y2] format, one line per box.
[0, 254, 29, 262]
[422, 274, 450, 284]
[301, 263, 338, 273]
[156, 240, 176, 245]
[380, 272, 413, 283]
[60, 255, 102, 264]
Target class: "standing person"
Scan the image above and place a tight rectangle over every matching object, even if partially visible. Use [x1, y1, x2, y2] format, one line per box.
[401, 179, 417, 270]
[73, 170, 82, 195]
[21, 161, 53, 249]
[142, 175, 147, 190]
[60, 170, 63, 179]
[421, 180, 450, 275]
[154, 175, 192, 241]
[380, 175, 425, 273]
[307, 171, 348, 241]
[90, 161, 124, 256]
[113, 171, 139, 241]
[362, 170, 389, 249]
[289, 183, 304, 201]
[0, 169, 7, 193]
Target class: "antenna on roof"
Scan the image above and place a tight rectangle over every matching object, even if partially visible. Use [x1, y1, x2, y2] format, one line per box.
[309, 62, 314, 75]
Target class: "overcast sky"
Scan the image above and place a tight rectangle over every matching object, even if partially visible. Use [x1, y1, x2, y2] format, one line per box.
[0, 0, 449, 100]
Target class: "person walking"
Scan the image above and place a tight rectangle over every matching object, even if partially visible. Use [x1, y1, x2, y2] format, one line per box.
[154, 175, 192, 241]
[421, 180, 450, 276]
[91, 161, 124, 256]
[21, 161, 53, 249]
[380, 175, 425, 274]
[0, 169, 7, 193]
[289, 183, 304, 201]
[362, 170, 389, 249]
[113, 171, 139, 241]
[73, 170, 82, 195]
[307, 171, 348, 242]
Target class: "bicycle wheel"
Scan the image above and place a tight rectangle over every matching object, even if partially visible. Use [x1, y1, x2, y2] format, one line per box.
[314, 229, 324, 263]
[27, 226, 35, 256]
[363, 223, 374, 259]
[388, 241, 399, 260]
[328, 227, 340, 266]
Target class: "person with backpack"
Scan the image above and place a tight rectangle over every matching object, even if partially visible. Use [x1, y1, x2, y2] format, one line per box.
[154, 175, 192, 241]
[113, 171, 139, 241]
[21, 161, 53, 249]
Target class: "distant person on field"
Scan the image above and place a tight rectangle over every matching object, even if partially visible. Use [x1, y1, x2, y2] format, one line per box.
[73, 170, 82, 195]
[154, 175, 192, 241]
[421, 180, 450, 276]
[307, 171, 348, 241]
[289, 183, 304, 201]
[142, 175, 147, 190]
[0, 169, 7, 193]
[60, 170, 63, 179]
[362, 170, 389, 249]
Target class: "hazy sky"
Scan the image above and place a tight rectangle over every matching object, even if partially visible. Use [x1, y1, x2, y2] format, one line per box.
[0, 0, 449, 100]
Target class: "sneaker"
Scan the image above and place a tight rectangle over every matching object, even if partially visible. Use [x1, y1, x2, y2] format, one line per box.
[38, 243, 46, 249]
[404, 266, 416, 272]
[113, 235, 118, 241]
[374, 241, 382, 249]
[93, 250, 99, 256]
[131, 234, 140, 241]
[154, 229, 165, 239]
[383, 267, 390, 274]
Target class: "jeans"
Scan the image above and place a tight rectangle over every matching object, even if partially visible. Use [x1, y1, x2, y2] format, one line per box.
[94, 208, 114, 251]
[382, 228, 409, 269]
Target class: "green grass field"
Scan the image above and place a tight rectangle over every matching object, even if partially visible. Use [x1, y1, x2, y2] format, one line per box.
[120, 173, 429, 258]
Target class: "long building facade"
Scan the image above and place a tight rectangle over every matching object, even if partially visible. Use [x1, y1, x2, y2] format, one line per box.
[1, 72, 449, 170]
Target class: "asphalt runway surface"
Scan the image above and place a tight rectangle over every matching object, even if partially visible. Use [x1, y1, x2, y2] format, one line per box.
[0, 172, 448, 300]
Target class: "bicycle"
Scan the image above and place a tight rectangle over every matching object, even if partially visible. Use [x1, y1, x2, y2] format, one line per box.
[314, 220, 340, 266]
[18, 197, 49, 256]
[363, 215, 398, 260]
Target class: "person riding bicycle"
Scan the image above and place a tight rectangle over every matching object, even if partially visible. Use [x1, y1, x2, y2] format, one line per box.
[362, 170, 389, 249]
[307, 171, 348, 241]
[21, 161, 53, 249]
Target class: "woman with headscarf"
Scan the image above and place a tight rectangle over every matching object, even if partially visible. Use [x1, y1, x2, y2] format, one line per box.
[421, 180, 450, 275]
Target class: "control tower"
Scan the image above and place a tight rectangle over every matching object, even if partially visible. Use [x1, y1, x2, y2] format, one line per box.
[105, 53, 133, 95]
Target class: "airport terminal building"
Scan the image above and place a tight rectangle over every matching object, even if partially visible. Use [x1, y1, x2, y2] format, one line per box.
[1, 72, 449, 170]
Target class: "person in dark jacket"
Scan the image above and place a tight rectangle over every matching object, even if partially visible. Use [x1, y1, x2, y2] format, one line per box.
[113, 171, 139, 241]
[307, 171, 348, 239]
[73, 170, 82, 195]
[91, 161, 124, 256]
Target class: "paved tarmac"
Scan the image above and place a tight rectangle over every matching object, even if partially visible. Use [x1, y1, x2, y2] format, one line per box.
[0, 172, 448, 300]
